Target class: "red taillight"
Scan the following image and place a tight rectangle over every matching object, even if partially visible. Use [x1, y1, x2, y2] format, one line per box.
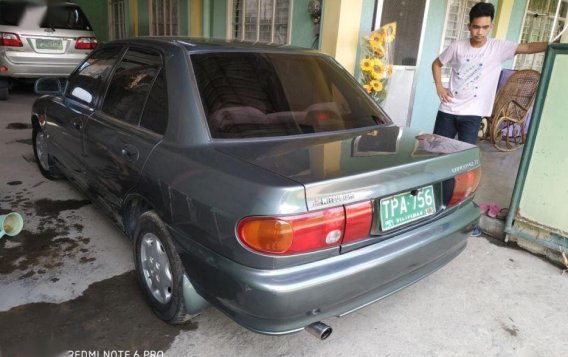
[75, 37, 97, 50]
[237, 201, 373, 255]
[0, 32, 23, 47]
[238, 207, 344, 255]
[448, 167, 481, 206]
[343, 201, 373, 244]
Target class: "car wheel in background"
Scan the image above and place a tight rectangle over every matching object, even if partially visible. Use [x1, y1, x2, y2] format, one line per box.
[0, 79, 8, 100]
[32, 126, 62, 179]
[134, 211, 191, 324]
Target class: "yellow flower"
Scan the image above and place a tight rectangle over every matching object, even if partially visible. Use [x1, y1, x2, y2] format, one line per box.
[370, 80, 383, 92]
[371, 70, 383, 80]
[369, 32, 384, 48]
[363, 84, 372, 94]
[372, 44, 385, 57]
[385, 23, 396, 43]
[387, 64, 394, 76]
[372, 58, 385, 75]
[360, 58, 373, 72]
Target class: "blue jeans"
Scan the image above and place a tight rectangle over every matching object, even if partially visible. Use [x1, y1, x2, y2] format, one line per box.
[433, 111, 481, 145]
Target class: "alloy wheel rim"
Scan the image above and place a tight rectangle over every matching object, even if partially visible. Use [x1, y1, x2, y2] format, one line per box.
[140, 233, 173, 304]
[35, 131, 50, 171]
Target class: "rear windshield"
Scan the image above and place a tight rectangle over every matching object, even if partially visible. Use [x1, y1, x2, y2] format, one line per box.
[0, 2, 91, 30]
[0, 1, 28, 26]
[40, 5, 92, 31]
[191, 52, 391, 139]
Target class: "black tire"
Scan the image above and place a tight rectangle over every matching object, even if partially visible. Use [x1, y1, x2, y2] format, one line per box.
[32, 126, 63, 180]
[134, 211, 190, 324]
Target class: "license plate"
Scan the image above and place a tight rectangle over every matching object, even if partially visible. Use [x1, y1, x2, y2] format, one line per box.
[36, 39, 63, 50]
[380, 185, 436, 231]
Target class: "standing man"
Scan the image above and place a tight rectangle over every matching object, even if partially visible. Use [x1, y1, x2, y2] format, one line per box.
[432, 2, 548, 144]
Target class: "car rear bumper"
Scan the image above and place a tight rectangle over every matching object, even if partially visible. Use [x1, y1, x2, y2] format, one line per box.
[0, 53, 83, 78]
[173, 201, 479, 335]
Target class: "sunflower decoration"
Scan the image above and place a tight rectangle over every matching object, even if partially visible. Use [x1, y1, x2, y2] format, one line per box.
[358, 22, 396, 105]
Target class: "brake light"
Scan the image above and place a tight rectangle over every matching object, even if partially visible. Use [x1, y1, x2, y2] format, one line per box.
[448, 167, 481, 206]
[343, 201, 373, 244]
[75, 37, 97, 50]
[0, 32, 23, 47]
[237, 201, 373, 255]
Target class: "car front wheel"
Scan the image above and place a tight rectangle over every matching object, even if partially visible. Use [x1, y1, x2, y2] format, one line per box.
[134, 211, 191, 324]
[32, 126, 62, 180]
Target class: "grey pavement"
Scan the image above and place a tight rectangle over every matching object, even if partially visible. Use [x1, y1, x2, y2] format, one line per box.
[1, 86, 567, 357]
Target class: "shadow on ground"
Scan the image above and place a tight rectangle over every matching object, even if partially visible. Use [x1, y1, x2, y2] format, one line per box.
[0, 271, 197, 357]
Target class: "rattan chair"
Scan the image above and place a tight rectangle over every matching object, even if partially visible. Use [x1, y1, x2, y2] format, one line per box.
[486, 69, 540, 152]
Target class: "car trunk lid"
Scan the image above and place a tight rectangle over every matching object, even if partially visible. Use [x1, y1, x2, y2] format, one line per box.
[216, 126, 480, 247]
[216, 126, 479, 208]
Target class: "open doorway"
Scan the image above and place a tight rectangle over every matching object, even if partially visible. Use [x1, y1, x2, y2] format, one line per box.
[373, 0, 428, 127]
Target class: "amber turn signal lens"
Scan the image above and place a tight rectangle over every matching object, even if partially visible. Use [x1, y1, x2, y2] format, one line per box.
[238, 218, 293, 254]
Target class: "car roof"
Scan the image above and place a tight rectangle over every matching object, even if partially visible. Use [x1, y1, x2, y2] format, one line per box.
[102, 37, 321, 55]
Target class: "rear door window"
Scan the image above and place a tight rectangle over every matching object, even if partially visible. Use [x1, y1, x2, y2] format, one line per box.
[139, 68, 168, 135]
[191, 52, 391, 139]
[66, 46, 124, 105]
[102, 48, 162, 127]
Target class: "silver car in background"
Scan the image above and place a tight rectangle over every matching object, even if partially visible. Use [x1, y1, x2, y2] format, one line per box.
[0, 0, 97, 100]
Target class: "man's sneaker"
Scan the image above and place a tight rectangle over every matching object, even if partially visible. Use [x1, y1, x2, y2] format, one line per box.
[470, 227, 482, 237]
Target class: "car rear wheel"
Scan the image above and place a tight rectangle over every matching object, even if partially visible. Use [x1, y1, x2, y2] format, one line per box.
[134, 211, 191, 324]
[32, 126, 62, 180]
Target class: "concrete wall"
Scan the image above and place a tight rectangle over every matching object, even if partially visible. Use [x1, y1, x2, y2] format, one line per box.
[211, 0, 227, 39]
[518, 50, 568, 233]
[320, 0, 364, 74]
[353, 0, 376, 79]
[73, 0, 109, 42]
[408, 1, 448, 132]
[291, 0, 317, 48]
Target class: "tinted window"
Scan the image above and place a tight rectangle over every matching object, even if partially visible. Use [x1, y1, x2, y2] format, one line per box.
[66, 46, 123, 105]
[0, 1, 29, 26]
[40, 5, 92, 31]
[191, 52, 390, 139]
[102, 49, 161, 126]
[140, 69, 168, 135]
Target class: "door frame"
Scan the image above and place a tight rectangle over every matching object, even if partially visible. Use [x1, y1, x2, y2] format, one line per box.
[372, 0, 431, 127]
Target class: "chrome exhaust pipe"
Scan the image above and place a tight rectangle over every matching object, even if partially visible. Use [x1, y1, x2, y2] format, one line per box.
[305, 321, 332, 340]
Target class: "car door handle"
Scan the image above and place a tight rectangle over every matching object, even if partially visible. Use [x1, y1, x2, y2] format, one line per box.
[121, 145, 139, 162]
[73, 119, 83, 130]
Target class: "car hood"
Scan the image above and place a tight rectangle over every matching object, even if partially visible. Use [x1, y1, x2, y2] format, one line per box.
[215, 126, 480, 210]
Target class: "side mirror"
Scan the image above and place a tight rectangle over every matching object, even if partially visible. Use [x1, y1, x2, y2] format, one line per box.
[35, 78, 64, 96]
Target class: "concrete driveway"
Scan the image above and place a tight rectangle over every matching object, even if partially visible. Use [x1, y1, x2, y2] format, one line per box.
[1, 86, 567, 357]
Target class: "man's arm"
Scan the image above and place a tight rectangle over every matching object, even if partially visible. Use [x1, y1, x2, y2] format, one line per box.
[516, 42, 548, 55]
[432, 58, 452, 103]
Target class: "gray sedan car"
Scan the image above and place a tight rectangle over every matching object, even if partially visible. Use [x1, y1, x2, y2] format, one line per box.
[31, 38, 480, 339]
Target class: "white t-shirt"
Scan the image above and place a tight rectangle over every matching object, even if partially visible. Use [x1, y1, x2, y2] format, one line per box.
[438, 38, 518, 116]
